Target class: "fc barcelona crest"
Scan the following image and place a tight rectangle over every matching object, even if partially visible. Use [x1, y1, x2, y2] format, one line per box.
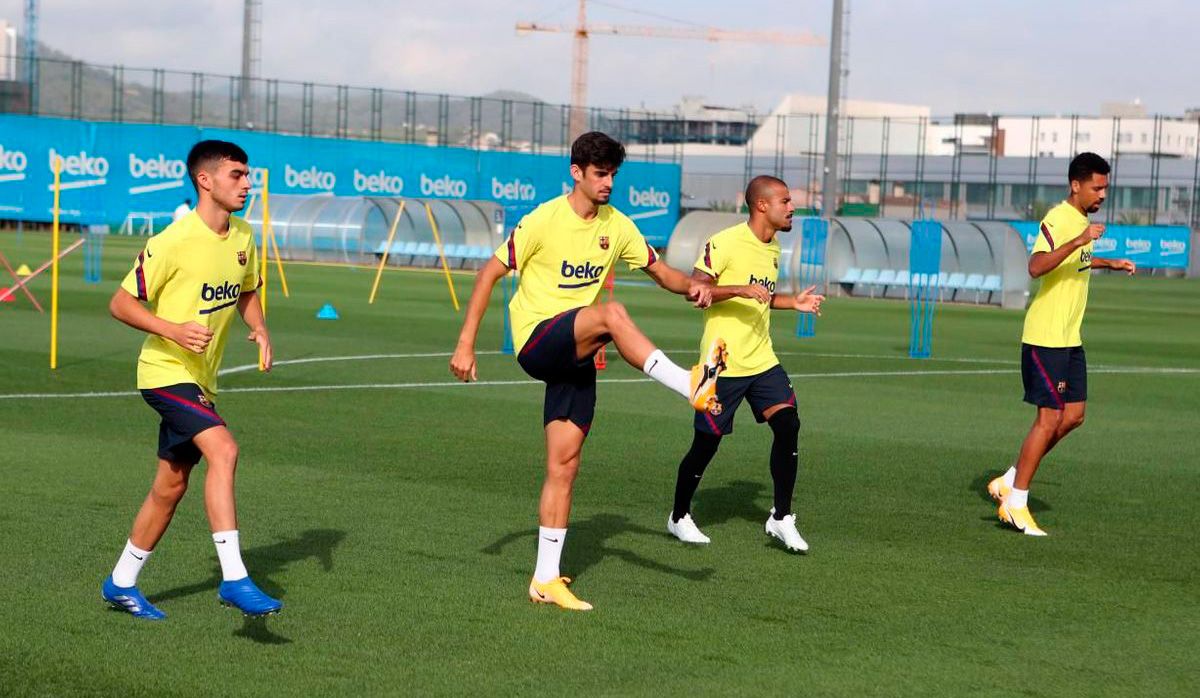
[599, 235, 610, 250]
[198, 394, 212, 407]
[1056, 381, 1067, 394]
[237, 251, 247, 266]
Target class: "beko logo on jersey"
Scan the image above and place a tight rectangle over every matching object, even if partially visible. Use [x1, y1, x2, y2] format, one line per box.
[129, 153, 186, 179]
[491, 177, 536, 201]
[201, 281, 242, 302]
[559, 260, 605, 288]
[1079, 250, 1092, 266]
[628, 185, 670, 208]
[285, 164, 336, 191]
[420, 173, 467, 197]
[354, 169, 404, 195]
[0, 144, 28, 172]
[748, 274, 777, 294]
[49, 148, 109, 176]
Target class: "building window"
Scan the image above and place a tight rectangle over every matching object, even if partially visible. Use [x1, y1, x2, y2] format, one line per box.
[1077, 132, 1090, 143]
[1141, 133, 1148, 144]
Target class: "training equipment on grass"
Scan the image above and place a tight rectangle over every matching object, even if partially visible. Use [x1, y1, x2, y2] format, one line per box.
[15, 264, 31, 276]
[424, 202, 460, 312]
[83, 225, 105, 284]
[316, 303, 340, 320]
[369, 200, 407, 304]
[0, 247, 43, 310]
[500, 270, 516, 355]
[795, 217, 828, 338]
[908, 220, 943, 359]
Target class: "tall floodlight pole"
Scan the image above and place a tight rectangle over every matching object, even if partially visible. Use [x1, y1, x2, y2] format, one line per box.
[24, 0, 37, 114]
[241, 0, 262, 129]
[821, 0, 844, 217]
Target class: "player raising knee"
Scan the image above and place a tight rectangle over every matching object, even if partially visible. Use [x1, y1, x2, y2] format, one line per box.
[449, 131, 726, 611]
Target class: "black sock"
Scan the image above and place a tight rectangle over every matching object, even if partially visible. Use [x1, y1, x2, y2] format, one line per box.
[768, 408, 800, 519]
[672, 430, 721, 522]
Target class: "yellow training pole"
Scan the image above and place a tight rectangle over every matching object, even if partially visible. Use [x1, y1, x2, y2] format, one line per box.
[425, 202, 460, 311]
[49, 159, 61, 370]
[258, 169, 269, 372]
[266, 195, 289, 298]
[369, 200, 406, 304]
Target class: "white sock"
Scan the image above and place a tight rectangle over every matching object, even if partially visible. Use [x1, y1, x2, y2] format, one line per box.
[111, 540, 152, 587]
[1002, 466, 1017, 488]
[642, 349, 691, 399]
[533, 526, 567, 583]
[1008, 488, 1029, 509]
[213, 530, 249, 581]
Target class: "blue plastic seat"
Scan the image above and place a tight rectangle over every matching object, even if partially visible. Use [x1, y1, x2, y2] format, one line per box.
[839, 267, 862, 284]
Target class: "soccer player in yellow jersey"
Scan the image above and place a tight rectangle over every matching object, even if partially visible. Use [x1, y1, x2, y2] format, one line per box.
[100, 140, 282, 619]
[666, 176, 824, 552]
[988, 152, 1136, 536]
[450, 132, 727, 611]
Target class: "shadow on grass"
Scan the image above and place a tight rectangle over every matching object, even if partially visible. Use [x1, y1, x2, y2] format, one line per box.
[151, 528, 346, 645]
[483, 513, 714, 583]
[690, 479, 769, 527]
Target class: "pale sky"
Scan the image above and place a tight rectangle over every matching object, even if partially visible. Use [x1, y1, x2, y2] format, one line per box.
[2, 0, 1196, 116]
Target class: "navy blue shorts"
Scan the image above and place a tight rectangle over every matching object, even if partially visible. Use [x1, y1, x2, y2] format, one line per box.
[1021, 344, 1087, 409]
[517, 308, 597, 432]
[140, 383, 226, 465]
[695, 364, 797, 435]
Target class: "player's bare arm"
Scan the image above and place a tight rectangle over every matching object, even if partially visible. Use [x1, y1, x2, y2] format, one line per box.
[643, 259, 713, 308]
[1091, 256, 1136, 274]
[450, 256, 509, 382]
[108, 288, 212, 354]
[1029, 224, 1104, 278]
[237, 289, 272, 371]
[690, 268, 770, 304]
[771, 284, 824, 314]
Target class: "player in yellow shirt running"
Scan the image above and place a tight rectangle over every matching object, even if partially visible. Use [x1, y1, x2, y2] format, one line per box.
[666, 176, 824, 552]
[450, 132, 726, 611]
[988, 152, 1135, 536]
[101, 140, 282, 618]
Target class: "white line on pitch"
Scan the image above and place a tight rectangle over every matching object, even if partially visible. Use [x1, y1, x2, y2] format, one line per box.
[1, 366, 1195, 401]
[219, 350, 504, 376]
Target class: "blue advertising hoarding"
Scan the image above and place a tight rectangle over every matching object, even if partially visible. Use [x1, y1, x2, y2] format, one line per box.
[1011, 220, 1189, 269]
[0, 115, 682, 245]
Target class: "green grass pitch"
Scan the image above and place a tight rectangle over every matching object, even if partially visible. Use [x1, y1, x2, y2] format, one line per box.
[1, 230, 1198, 695]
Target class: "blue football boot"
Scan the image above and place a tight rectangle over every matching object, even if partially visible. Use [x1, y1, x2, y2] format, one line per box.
[217, 577, 283, 616]
[101, 575, 166, 620]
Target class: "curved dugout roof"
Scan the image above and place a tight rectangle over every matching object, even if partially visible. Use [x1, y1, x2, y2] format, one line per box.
[243, 194, 507, 264]
[667, 212, 1030, 308]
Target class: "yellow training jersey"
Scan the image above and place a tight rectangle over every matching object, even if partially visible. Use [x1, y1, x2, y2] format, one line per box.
[1021, 201, 1092, 348]
[496, 195, 656, 352]
[120, 211, 260, 399]
[694, 223, 780, 377]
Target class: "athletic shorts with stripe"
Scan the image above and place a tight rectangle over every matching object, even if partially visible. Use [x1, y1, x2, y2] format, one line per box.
[140, 383, 227, 465]
[695, 364, 796, 435]
[1021, 343, 1087, 409]
[517, 307, 597, 433]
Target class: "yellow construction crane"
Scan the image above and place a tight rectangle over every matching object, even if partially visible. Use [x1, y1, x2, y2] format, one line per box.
[517, 0, 826, 140]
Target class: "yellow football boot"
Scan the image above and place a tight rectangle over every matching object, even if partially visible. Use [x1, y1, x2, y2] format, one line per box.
[998, 502, 1048, 537]
[987, 475, 1011, 502]
[690, 338, 728, 415]
[528, 576, 593, 611]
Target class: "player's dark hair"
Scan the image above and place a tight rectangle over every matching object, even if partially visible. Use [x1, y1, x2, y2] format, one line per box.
[186, 140, 248, 191]
[1068, 152, 1110, 183]
[570, 131, 625, 171]
[744, 175, 788, 210]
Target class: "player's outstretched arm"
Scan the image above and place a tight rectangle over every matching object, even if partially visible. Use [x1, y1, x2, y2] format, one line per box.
[450, 256, 509, 382]
[109, 288, 212, 354]
[771, 284, 825, 314]
[1029, 224, 1104, 278]
[643, 260, 713, 308]
[1091, 256, 1136, 275]
[237, 290, 272, 371]
[691, 269, 771, 305]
